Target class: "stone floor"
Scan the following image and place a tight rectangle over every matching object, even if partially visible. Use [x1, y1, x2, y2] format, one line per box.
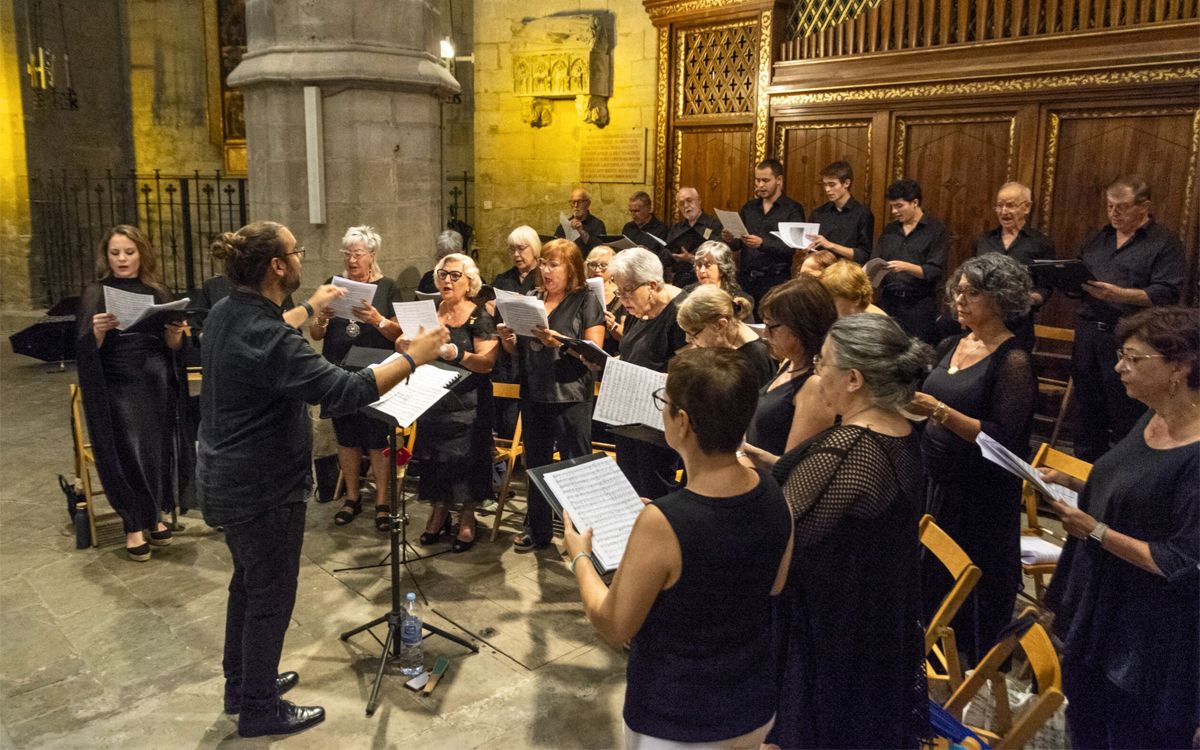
[0, 312, 1065, 749]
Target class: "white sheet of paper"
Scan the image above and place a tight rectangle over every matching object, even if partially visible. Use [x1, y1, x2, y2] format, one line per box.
[103, 286, 190, 330]
[392, 301, 440, 338]
[1020, 536, 1063, 565]
[328, 276, 378, 319]
[587, 277, 606, 308]
[976, 432, 1079, 507]
[542, 456, 644, 571]
[772, 222, 821, 250]
[604, 236, 637, 251]
[639, 232, 667, 247]
[559, 213, 580, 241]
[593, 358, 667, 431]
[495, 294, 550, 338]
[365, 357, 461, 428]
[862, 258, 892, 288]
[714, 208, 749, 238]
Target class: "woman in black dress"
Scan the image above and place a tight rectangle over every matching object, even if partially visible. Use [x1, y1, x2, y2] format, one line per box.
[76, 225, 192, 561]
[676, 284, 775, 389]
[908, 253, 1037, 666]
[1042, 306, 1198, 749]
[412, 253, 498, 553]
[585, 244, 626, 355]
[770, 314, 932, 748]
[742, 276, 838, 471]
[309, 226, 402, 530]
[608, 247, 688, 499]
[497, 239, 605, 551]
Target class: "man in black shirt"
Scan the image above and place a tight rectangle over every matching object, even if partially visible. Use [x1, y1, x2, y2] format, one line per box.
[1071, 176, 1185, 462]
[722, 158, 806, 302]
[621, 190, 669, 251]
[808, 161, 875, 265]
[664, 186, 723, 287]
[973, 181, 1055, 351]
[198, 221, 447, 738]
[870, 178, 948, 345]
[554, 187, 606, 252]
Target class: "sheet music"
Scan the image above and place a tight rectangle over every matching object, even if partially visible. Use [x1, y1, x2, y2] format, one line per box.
[542, 456, 644, 570]
[327, 275, 378, 319]
[604, 236, 637, 250]
[559, 213, 581, 241]
[772, 222, 821, 249]
[594, 358, 667, 431]
[365, 357, 461, 427]
[638, 232, 667, 247]
[714, 208, 749, 238]
[1020, 536, 1063, 565]
[392, 300, 440, 338]
[103, 287, 190, 330]
[493, 288, 522, 300]
[495, 294, 550, 338]
[976, 432, 1079, 507]
[587, 277, 606, 308]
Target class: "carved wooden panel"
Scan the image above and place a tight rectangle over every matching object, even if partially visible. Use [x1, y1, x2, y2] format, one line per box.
[894, 114, 1017, 277]
[673, 128, 755, 218]
[775, 120, 873, 214]
[677, 21, 759, 118]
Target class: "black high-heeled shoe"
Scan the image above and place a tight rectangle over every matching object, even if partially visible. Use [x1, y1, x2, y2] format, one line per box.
[419, 514, 452, 546]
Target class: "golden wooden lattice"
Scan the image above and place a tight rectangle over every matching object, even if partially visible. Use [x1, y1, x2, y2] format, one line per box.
[680, 23, 758, 117]
[789, 0, 883, 40]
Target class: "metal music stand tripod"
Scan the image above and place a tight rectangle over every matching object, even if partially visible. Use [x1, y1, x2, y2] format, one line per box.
[339, 408, 477, 717]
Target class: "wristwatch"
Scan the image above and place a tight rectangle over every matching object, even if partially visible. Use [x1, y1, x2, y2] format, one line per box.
[1088, 521, 1109, 546]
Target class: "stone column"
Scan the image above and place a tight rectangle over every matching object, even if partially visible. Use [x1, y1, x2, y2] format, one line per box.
[229, 0, 460, 294]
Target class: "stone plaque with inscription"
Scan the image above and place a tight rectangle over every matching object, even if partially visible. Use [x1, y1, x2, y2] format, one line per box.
[580, 129, 646, 183]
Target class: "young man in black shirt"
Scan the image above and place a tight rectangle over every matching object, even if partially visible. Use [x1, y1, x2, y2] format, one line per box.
[808, 161, 875, 265]
[870, 178, 948, 345]
[723, 158, 806, 302]
[1071, 176, 1185, 461]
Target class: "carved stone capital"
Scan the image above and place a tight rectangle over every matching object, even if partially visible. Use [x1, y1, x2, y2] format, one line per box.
[511, 14, 611, 128]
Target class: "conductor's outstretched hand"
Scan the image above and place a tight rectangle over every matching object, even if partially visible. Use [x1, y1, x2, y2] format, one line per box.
[406, 326, 451, 367]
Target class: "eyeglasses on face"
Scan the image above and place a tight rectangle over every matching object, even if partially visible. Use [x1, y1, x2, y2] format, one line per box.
[617, 282, 650, 298]
[952, 285, 984, 300]
[693, 259, 715, 269]
[586, 261, 609, 271]
[340, 249, 371, 259]
[569, 199, 590, 206]
[1115, 347, 1167, 365]
[1106, 200, 1146, 216]
[284, 246, 306, 258]
[993, 201, 1029, 211]
[435, 269, 464, 282]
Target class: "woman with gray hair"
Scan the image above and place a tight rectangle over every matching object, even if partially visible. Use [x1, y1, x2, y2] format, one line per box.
[690, 240, 755, 321]
[311, 225, 403, 529]
[907, 252, 1037, 665]
[417, 229, 464, 294]
[610, 246, 688, 498]
[769, 314, 932, 747]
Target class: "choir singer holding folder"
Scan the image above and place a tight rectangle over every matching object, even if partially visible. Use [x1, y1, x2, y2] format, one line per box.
[564, 347, 793, 747]
[197, 221, 448, 737]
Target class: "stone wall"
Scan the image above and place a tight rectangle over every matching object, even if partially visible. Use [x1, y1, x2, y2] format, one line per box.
[0, 0, 32, 309]
[472, 1, 658, 279]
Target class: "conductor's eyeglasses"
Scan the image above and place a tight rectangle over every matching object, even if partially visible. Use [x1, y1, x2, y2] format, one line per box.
[435, 269, 464, 282]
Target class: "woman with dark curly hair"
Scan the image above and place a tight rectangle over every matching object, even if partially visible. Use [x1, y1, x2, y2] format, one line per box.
[908, 253, 1037, 665]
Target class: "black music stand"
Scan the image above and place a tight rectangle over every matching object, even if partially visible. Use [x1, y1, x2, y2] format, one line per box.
[338, 384, 477, 716]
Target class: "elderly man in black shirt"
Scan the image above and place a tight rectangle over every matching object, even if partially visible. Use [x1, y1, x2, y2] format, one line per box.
[198, 221, 447, 738]
[663, 186, 723, 287]
[554, 187, 606, 252]
[808, 161, 875, 265]
[871, 178, 948, 345]
[1071, 176, 1185, 462]
[973, 181, 1055, 351]
[723, 158, 806, 302]
[622, 190, 669, 251]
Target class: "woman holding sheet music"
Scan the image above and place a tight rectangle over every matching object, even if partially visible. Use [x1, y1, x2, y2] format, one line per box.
[564, 348, 793, 747]
[309, 226, 402, 530]
[76, 225, 193, 561]
[497, 239, 605, 552]
[907, 253, 1036, 665]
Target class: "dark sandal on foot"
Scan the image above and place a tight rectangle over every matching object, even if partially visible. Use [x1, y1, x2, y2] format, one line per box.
[374, 505, 391, 532]
[333, 499, 362, 525]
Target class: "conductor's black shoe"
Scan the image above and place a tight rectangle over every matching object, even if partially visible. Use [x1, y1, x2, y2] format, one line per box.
[224, 672, 301, 714]
[237, 700, 324, 738]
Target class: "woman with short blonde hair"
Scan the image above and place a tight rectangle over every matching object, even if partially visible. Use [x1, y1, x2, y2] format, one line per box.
[677, 285, 775, 388]
[819, 261, 888, 318]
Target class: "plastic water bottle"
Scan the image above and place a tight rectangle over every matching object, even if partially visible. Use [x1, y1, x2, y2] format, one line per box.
[399, 592, 424, 675]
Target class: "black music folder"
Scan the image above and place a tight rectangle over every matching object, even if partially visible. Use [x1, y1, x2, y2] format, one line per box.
[1029, 259, 1095, 297]
[552, 334, 611, 368]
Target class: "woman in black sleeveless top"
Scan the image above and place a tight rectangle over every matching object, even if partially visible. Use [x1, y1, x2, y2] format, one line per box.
[564, 348, 793, 747]
[743, 276, 838, 471]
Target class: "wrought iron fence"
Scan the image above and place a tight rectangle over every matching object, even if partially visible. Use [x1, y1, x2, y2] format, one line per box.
[29, 169, 248, 306]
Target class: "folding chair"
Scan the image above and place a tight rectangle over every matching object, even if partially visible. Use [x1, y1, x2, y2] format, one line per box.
[943, 608, 1065, 749]
[68, 384, 122, 547]
[920, 513, 982, 693]
[331, 423, 417, 503]
[490, 382, 525, 541]
[1031, 325, 1075, 449]
[1018, 443, 1093, 606]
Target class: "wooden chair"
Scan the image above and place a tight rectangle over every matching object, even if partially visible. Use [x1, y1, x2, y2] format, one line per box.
[68, 384, 122, 547]
[490, 382, 525, 541]
[1031, 325, 1075, 449]
[331, 423, 418, 503]
[1018, 443, 1093, 606]
[943, 607, 1065, 749]
[920, 513, 982, 694]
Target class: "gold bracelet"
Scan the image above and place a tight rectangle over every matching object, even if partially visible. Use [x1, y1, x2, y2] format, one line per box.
[931, 401, 949, 424]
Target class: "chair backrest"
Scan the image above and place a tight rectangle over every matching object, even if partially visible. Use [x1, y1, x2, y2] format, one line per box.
[1021, 443, 1093, 533]
[493, 381, 521, 401]
[1032, 324, 1074, 344]
[69, 383, 88, 457]
[920, 514, 982, 651]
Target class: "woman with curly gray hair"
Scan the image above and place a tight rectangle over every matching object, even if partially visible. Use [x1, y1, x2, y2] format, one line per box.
[690, 240, 755, 320]
[907, 252, 1037, 666]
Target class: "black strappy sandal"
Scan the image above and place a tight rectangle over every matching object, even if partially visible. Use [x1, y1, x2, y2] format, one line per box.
[333, 499, 362, 525]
